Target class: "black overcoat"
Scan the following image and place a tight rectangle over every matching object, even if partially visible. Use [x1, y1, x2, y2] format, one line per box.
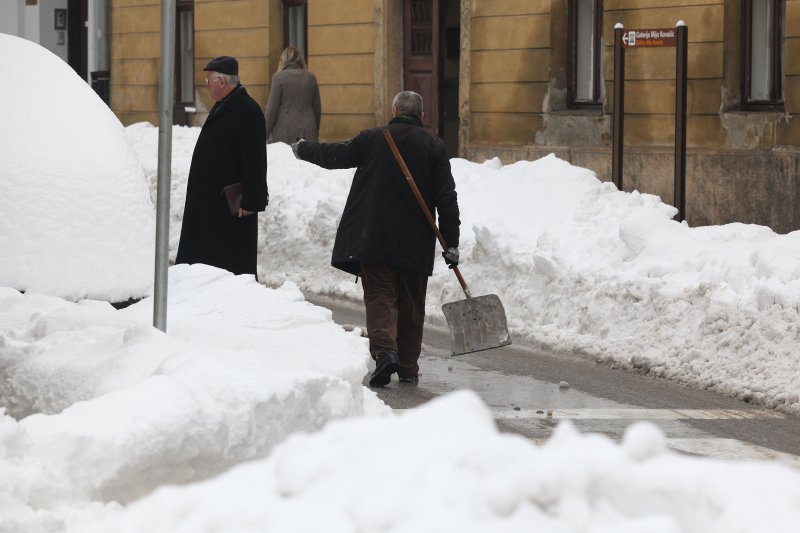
[176, 86, 268, 276]
[297, 117, 460, 276]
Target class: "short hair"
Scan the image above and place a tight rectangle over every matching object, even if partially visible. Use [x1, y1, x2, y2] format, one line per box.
[220, 73, 240, 86]
[279, 46, 306, 70]
[392, 91, 423, 117]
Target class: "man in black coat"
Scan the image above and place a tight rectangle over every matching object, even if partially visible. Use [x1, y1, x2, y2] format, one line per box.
[176, 56, 269, 277]
[294, 91, 461, 387]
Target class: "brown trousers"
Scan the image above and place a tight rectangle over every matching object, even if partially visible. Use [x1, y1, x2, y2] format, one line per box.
[360, 263, 428, 379]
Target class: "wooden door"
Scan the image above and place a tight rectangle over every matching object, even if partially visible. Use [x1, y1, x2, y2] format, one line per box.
[403, 0, 439, 134]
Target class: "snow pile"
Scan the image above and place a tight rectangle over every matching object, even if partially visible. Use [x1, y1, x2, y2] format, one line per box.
[443, 156, 800, 412]
[2, 267, 799, 533]
[126, 125, 800, 413]
[3, 270, 799, 532]
[74, 392, 800, 532]
[0, 265, 378, 531]
[0, 34, 154, 301]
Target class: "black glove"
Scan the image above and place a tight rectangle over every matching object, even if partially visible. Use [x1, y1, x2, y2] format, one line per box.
[442, 247, 459, 269]
[291, 138, 306, 158]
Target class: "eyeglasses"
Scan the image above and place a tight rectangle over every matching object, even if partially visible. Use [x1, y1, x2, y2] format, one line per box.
[204, 77, 223, 85]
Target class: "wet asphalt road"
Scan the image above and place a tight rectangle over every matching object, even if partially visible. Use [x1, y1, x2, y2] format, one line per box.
[306, 294, 800, 464]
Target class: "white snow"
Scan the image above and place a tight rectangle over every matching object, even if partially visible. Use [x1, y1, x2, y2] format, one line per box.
[0, 266, 380, 531]
[3, 35, 800, 532]
[125, 126, 800, 415]
[0, 34, 154, 302]
[75, 392, 800, 533]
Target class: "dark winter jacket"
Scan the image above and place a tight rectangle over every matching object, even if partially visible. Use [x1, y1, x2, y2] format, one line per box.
[297, 115, 460, 276]
[176, 85, 268, 276]
[265, 64, 321, 143]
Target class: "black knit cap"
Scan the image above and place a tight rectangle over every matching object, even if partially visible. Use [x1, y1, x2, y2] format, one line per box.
[203, 56, 238, 75]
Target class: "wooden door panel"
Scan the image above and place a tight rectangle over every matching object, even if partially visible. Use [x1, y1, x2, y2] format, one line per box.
[405, 70, 435, 129]
[403, 0, 439, 134]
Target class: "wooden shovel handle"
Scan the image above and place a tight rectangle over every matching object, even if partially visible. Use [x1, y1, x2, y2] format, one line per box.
[383, 129, 471, 298]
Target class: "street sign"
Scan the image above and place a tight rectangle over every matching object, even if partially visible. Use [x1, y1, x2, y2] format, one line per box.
[612, 23, 688, 222]
[621, 28, 677, 48]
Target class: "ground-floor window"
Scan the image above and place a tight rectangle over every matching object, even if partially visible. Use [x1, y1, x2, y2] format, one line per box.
[742, 0, 784, 106]
[284, 0, 307, 58]
[176, 0, 194, 105]
[568, 0, 603, 107]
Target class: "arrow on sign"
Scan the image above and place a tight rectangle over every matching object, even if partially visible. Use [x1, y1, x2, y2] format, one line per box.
[622, 32, 629, 45]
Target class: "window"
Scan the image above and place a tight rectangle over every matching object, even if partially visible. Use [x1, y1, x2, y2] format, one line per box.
[283, 0, 307, 58]
[176, 0, 194, 105]
[568, 0, 603, 107]
[742, 0, 784, 106]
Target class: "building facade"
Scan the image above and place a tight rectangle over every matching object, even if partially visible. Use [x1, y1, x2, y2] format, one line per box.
[107, 0, 799, 231]
[1, 0, 107, 91]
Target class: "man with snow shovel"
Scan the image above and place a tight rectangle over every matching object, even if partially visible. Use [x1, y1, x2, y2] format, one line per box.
[293, 91, 461, 387]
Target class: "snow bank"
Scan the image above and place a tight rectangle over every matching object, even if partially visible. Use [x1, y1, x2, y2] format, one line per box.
[126, 124, 800, 414]
[443, 156, 800, 413]
[0, 265, 380, 531]
[73, 391, 800, 533]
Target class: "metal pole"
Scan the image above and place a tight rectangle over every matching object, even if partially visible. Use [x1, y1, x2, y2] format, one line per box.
[153, 0, 176, 332]
[674, 21, 688, 223]
[612, 23, 625, 191]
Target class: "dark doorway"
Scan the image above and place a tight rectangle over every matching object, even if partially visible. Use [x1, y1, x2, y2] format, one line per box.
[67, 0, 88, 80]
[438, 0, 460, 157]
[403, 0, 460, 156]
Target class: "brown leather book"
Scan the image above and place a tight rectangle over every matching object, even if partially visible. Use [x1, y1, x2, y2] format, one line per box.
[223, 182, 242, 216]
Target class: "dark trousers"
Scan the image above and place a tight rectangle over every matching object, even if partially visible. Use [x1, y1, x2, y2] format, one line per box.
[360, 263, 428, 378]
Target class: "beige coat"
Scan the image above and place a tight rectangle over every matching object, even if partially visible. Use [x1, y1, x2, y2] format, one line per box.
[264, 64, 321, 143]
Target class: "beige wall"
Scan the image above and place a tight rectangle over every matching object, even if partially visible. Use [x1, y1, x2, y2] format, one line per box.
[603, 1, 725, 149]
[463, 0, 800, 232]
[108, 0, 800, 230]
[462, 0, 799, 151]
[109, 0, 399, 139]
[111, 0, 274, 126]
[308, 0, 376, 140]
[110, 0, 799, 148]
[780, 0, 800, 144]
[469, 0, 550, 144]
[193, 0, 272, 119]
[110, 0, 160, 125]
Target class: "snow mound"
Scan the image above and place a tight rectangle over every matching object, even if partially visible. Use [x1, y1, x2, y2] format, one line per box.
[74, 391, 800, 532]
[0, 34, 154, 302]
[0, 265, 379, 530]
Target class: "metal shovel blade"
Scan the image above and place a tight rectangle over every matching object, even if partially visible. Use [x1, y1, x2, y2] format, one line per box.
[442, 294, 512, 356]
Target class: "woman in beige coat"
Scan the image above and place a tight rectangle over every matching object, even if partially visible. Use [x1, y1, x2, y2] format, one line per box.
[265, 47, 321, 143]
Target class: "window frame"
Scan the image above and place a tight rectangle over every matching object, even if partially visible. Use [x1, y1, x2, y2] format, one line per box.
[567, 0, 603, 109]
[175, 0, 194, 106]
[283, 0, 308, 60]
[741, 0, 785, 109]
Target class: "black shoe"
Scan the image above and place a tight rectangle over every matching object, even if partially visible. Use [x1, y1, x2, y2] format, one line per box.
[369, 349, 399, 387]
[369, 371, 392, 387]
[398, 376, 418, 385]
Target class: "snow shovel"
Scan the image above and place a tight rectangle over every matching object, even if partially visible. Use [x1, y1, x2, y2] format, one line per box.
[383, 129, 512, 356]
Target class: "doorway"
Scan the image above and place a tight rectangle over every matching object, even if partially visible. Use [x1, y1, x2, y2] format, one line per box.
[67, 0, 87, 80]
[403, 0, 459, 157]
[438, 0, 460, 157]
